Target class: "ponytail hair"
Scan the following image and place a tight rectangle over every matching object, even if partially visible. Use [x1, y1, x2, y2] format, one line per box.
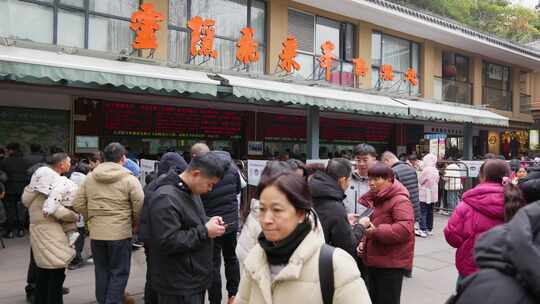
[504, 183, 527, 222]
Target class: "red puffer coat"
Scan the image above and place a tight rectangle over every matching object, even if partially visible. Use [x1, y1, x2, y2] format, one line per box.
[359, 180, 415, 270]
[444, 182, 505, 277]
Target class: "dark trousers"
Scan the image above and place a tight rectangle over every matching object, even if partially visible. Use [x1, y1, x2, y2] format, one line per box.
[3, 193, 23, 232]
[420, 202, 434, 231]
[26, 249, 38, 295]
[73, 227, 86, 263]
[91, 239, 132, 304]
[34, 267, 66, 304]
[157, 292, 204, 304]
[144, 245, 158, 304]
[366, 267, 404, 304]
[208, 232, 240, 304]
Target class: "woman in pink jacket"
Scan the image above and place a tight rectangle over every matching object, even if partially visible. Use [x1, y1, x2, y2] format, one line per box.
[444, 159, 510, 283]
[418, 154, 439, 237]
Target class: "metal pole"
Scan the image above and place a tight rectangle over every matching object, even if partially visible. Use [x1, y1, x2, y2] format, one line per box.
[463, 123, 473, 160]
[307, 106, 320, 159]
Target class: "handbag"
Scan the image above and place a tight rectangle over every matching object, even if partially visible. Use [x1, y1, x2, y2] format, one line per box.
[319, 244, 336, 304]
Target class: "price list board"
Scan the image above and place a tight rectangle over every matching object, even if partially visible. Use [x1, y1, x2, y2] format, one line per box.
[103, 102, 242, 138]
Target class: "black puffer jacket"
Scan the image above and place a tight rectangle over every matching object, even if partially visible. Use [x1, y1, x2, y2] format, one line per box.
[201, 151, 240, 233]
[147, 170, 212, 296]
[451, 201, 540, 304]
[0, 154, 30, 195]
[139, 153, 188, 242]
[309, 171, 359, 258]
[518, 166, 540, 203]
[392, 162, 421, 222]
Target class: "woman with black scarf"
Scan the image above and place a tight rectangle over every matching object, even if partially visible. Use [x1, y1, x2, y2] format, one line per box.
[235, 172, 371, 304]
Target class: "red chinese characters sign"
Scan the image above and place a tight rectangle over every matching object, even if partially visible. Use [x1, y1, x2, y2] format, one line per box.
[278, 35, 300, 73]
[380, 64, 394, 81]
[130, 3, 164, 50]
[318, 41, 335, 81]
[352, 58, 367, 78]
[236, 27, 260, 65]
[405, 68, 418, 86]
[188, 16, 218, 59]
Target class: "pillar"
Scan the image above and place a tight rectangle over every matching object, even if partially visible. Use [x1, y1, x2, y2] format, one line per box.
[472, 56, 483, 106]
[421, 41, 436, 99]
[307, 106, 320, 159]
[357, 22, 372, 89]
[512, 67, 521, 115]
[463, 123, 473, 160]
[266, 0, 289, 73]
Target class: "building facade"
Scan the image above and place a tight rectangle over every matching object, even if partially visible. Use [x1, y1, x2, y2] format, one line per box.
[1, 0, 538, 160]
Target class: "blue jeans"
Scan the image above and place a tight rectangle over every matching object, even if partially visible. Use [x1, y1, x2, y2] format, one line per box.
[91, 239, 132, 304]
[447, 191, 460, 212]
[420, 202, 434, 232]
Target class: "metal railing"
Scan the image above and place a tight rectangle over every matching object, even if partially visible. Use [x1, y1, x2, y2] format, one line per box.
[483, 86, 512, 111]
[520, 93, 532, 114]
[433, 77, 473, 105]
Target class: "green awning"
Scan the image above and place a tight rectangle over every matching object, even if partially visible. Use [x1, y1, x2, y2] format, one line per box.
[0, 46, 219, 96]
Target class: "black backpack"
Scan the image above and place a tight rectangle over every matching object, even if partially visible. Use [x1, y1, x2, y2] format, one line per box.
[319, 244, 336, 304]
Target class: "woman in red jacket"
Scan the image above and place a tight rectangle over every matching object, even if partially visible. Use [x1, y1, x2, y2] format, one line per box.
[358, 162, 415, 304]
[444, 159, 510, 284]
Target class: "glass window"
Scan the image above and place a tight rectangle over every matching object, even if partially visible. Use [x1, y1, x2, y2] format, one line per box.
[168, 0, 266, 73]
[168, 30, 189, 64]
[61, 0, 84, 7]
[315, 17, 340, 58]
[89, 16, 133, 53]
[0, 0, 139, 52]
[287, 9, 355, 86]
[252, 0, 266, 43]
[443, 52, 469, 82]
[191, 0, 247, 39]
[484, 62, 510, 90]
[372, 32, 421, 95]
[0, 0, 54, 44]
[58, 9, 85, 48]
[169, 0, 188, 28]
[288, 9, 314, 53]
[89, 0, 139, 18]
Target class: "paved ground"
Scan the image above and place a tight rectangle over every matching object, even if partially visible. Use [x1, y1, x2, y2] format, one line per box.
[0, 214, 457, 304]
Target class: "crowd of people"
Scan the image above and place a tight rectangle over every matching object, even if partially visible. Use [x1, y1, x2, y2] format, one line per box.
[0, 140, 539, 304]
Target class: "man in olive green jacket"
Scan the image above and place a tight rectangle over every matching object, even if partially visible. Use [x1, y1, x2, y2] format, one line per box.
[74, 142, 144, 304]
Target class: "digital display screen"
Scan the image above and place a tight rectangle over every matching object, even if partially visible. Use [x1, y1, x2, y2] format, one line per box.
[103, 102, 242, 138]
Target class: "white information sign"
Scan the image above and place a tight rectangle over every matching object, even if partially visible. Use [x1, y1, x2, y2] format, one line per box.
[248, 160, 268, 186]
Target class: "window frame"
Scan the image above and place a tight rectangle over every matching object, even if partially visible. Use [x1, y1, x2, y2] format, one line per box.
[371, 31, 421, 95]
[18, 0, 138, 49]
[167, 0, 267, 73]
[287, 7, 357, 86]
[482, 61, 511, 91]
[442, 51, 470, 83]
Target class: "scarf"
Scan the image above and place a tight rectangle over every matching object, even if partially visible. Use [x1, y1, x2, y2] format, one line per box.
[258, 220, 311, 265]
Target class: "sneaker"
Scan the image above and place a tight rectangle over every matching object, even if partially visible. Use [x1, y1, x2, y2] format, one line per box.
[418, 230, 428, 238]
[414, 228, 423, 237]
[3, 231, 14, 239]
[428, 230, 434, 236]
[68, 259, 84, 270]
[62, 287, 70, 295]
[16, 229, 25, 238]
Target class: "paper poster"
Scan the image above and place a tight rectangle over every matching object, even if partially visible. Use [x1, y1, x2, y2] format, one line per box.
[140, 159, 158, 186]
[247, 141, 264, 156]
[461, 160, 484, 178]
[248, 160, 268, 186]
[306, 159, 329, 166]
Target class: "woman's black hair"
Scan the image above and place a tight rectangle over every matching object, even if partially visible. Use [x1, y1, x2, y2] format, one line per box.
[258, 172, 317, 228]
[481, 159, 510, 183]
[504, 183, 528, 221]
[326, 158, 352, 181]
[287, 159, 307, 176]
[367, 162, 395, 182]
[257, 161, 294, 197]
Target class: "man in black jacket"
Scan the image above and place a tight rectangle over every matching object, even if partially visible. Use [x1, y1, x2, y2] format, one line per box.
[195, 145, 242, 304]
[382, 151, 421, 234]
[147, 152, 226, 304]
[0, 142, 30, 238]
[139, 152, 188, 304]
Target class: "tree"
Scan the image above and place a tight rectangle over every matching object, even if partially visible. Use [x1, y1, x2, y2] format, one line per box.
[391, 0, 540, 43]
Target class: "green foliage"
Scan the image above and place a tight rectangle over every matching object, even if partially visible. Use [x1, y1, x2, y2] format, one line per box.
[390, 0, 540, 43]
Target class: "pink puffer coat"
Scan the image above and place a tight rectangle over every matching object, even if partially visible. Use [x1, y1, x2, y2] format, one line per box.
[444, 182, 505, 276]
